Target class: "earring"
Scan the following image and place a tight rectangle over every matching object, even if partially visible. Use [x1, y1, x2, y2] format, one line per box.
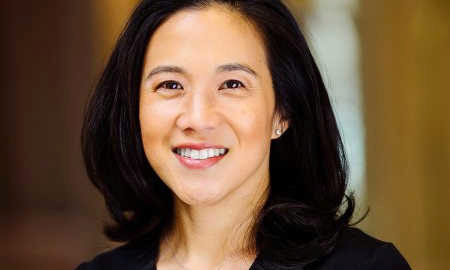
[275, 129, 282, 135]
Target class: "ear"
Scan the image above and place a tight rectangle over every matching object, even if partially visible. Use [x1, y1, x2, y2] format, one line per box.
[271, 113, 289, 139]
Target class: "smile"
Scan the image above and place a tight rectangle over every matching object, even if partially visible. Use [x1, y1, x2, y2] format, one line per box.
[172, 147, 229, 169]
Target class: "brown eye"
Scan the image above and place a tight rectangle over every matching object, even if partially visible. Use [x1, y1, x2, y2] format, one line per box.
[219, 80, 245, 90]
[156, 80, 183, 90]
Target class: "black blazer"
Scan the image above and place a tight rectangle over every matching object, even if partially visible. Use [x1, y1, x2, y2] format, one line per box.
[76, 227, 411, 270]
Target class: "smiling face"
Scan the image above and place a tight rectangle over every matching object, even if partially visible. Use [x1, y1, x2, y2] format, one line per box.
[139, 5, 285, 206]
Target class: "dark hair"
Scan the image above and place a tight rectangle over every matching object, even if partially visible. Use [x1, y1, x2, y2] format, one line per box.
[81, 0, 357, 266]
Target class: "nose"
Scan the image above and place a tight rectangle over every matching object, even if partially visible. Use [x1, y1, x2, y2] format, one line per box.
[175, 90, 220, 135]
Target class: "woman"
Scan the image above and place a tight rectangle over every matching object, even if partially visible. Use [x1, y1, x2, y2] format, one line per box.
[77, 0, 411, 269]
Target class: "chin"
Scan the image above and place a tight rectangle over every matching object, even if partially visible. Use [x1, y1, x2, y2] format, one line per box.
[174, 183, 229, 206]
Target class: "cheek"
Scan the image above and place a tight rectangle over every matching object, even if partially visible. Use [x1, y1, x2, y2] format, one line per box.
[139, 100, 175, 160]
[139, 102, 178, 183]
[140, 98, 175, 133]
[232, 103, 273, 146]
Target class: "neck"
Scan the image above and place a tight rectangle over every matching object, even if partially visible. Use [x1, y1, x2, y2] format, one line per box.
[158, 175, 269, 269]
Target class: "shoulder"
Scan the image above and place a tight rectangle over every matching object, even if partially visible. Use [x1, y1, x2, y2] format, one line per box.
[310, 227, 411, 270]
[74, 241, 156, 270]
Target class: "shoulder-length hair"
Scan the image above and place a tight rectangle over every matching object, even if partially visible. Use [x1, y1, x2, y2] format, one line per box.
[81, 0, 356, 266]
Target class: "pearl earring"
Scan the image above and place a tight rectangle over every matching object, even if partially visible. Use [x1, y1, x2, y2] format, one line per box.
[275, 129, 282, 135]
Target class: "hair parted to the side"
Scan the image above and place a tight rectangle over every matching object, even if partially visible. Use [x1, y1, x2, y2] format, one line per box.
[81, 0, 359, 266]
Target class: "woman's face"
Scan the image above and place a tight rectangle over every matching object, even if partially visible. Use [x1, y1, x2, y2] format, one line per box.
[139, 5, 283, 206]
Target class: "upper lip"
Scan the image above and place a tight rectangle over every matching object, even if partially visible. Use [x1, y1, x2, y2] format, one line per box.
[172, 143, 228, 151]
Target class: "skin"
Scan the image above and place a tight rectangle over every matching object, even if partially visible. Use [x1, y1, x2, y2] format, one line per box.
[139, 4, 288, 270]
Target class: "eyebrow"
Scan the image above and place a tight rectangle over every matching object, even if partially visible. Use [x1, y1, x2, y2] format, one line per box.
[217, 63, 258, 77]
[145, 63, 259, 80]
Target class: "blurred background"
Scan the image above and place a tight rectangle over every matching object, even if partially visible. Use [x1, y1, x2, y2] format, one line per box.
[1, 0, 449, 269]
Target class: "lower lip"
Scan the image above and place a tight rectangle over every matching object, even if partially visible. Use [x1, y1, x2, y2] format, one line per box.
[174, 152, 226, 169]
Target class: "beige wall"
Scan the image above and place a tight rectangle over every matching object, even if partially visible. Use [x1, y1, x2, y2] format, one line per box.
[91, 0, 138, 70]
[359, 0, 450, 269]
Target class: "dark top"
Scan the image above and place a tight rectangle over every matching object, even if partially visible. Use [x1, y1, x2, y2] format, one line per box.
[75, 227, 411, 270]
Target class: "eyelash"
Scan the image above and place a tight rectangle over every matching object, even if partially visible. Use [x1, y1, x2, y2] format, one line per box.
[155, 80, 183, 90]
[219, 80, 245, 90]
[155, 79, 245, 91]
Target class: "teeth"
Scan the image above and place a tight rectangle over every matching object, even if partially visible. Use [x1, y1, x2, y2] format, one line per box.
[175, 148, 227, 159]
[192, 150, 200, 159]
[200, 150, 208, 159]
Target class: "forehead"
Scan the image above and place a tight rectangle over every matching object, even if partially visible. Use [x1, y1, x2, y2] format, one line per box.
[143, 5, 268, 73]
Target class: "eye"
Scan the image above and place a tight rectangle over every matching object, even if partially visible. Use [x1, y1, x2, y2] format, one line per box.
[219, 79, 245, 90]
[155, 80, 183, 91]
